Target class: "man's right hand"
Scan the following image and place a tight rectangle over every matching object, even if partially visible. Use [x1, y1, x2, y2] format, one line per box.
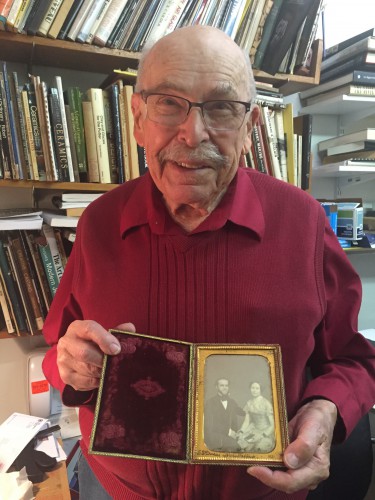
[57, 320, 136, 391]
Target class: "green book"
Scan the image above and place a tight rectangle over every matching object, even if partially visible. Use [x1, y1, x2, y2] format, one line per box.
[64, 86, 88, 181]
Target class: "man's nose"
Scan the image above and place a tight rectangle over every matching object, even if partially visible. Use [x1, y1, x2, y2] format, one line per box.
[177, 107, 210, 147]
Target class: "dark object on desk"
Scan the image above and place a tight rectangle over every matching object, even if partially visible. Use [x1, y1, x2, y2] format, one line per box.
[307, 413, 373, 500]
[12, 425, 60, 483]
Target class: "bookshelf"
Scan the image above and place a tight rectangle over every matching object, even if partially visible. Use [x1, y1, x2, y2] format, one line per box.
[0, 19, 323, 340]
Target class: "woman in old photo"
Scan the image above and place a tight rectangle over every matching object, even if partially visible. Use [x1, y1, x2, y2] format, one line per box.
[237, 382, 275, 453]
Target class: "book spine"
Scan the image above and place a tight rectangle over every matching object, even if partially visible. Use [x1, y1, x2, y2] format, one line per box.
[13, 0, 35, 33]
[5, 241, 35, 334]
[92, 0, 128, 46]
[26, 1, 50, 35]
[102, 89, 118, 183]
[324, 27, 375, 59]
[0, 65, 18, 179]
[47, 0, 75, 39]
[48, 87, 70, 181]
[123, 85, 139, 180]
[55, 75, 75, 181]
[117, 83, 131, 182]
[40, 81, 59, 181]
[5, 0, 23, 31]
[109, 82, 124, 183]
[0, 239, 27, 331]
[11, 71, 32, 179]
[37, 0, 64, 36]
[36, 234, 60, 297]
[57, 0, 85, 39]
[81, 99, 100, 182]
[21, 89, 39, 180]
[76, 0, 106, 43]
[273, 107, 288, 182]
[64, 103, 80, 182]
[85, 0, 111, 44]
[251, 123, 268, 175]
[64, 86, 88, 178]
[66, 0, 95, 41]
[261, 105, 282, 180]
[282, 103, 296, 186]
[23, 82, 47, 181]
[10, 232, 44, 331]
[87, 87, 111, 183]
[0, 270, 16, 334]
[41, 223, 65, 282]
[248, 0, 273, 60]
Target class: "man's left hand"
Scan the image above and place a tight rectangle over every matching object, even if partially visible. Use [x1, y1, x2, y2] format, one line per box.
[247, 399, 337, 493]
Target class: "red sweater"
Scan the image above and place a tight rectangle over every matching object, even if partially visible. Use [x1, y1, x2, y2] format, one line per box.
[42, 168, 375, 500]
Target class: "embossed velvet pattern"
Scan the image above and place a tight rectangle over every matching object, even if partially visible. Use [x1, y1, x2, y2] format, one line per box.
[92, 332, 191, 460]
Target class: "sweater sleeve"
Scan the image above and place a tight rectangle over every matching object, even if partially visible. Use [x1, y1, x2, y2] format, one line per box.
[301, 218, 375, 439]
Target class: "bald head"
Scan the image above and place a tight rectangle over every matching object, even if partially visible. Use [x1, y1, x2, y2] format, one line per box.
[135, 25, 256, 101]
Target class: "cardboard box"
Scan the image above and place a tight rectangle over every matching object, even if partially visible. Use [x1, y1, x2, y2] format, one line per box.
[337, 202, 363, 240]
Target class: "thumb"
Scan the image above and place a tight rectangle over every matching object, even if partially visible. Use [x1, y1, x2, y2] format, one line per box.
[106, 322, 137, 355]
[115, 322, 136, 332]
[283, 435, 315, 469]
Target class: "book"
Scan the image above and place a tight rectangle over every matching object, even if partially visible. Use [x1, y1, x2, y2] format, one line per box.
[293, 114, 312, 191]
[0, 238, 27, 332]
[61, 191, 104, 202]
[324, 141, 375, 158]
[11, 0, 35, 33]
[0, 208, 43, 230]
[40, 81, 59, 181]
[260, 105, 282, 181]
[0, 67, 16, 180]
[66, 0, 95, 41]
[33, 230, 60, 297]
[64, 86, 87, 180]
[48, 87, 70, 182]
[10, 71, 32, 180]
[37, 0, 64, 36]
[282, 102, 296, 186]
[106, 0, 138, 49]
[320, 52, 375, 84]
[322, 149, 375, 165]
[25, 0, 51, 35]
[117, 0, 149, 51]
[20, 88, 39, 180]
[0, 0, 14, 30]
[318, 129, 375, 153]
[85, 0, 112, 44]
[81, 99, 100, 182]
[75, 0, 107, 43]
[5, 0, 23, 31]
[304, 83, 375, 106]
[0, 61, 21, 179]
[102, 89, 118, 183]
[42, 211, 79, 228]
[321, 36, 375, 72]
[22, 0, 43, 33]
[86, 87, 111, 183]
[92, 0, 128, 46]
[54, 75, 75, 181]
[41, 223, 65, 281]
[300, 70, 375, 100]
[64, 103, 80, 182]
[123, 84, 139, 180]
[47, 0, 75, 38]
[293, 0, 323, 69]
[260, 0, 313, 75]
[324, 28, 375, 60]
[108, 82, 125, 183]
[116, 81, 131, 182]
[0, 269, 16, 335]
[57, 0, 85, 39]
[273, 107, 288, 182]
[64, 206, 86, 216]
[127, 0, 163, 52]
[23, 81, 47, 181]
[238, 0, 267, 55]
[8, 231, 44, 331]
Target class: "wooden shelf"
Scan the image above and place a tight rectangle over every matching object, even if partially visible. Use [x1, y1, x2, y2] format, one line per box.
[0, 32, 322, 95]
[0, 31, 139, 74]
[0, 179, 118, 191]
[0, 330, 42, 340]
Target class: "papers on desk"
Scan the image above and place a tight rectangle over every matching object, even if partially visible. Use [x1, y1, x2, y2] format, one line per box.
[0, 413, 47, 473]
[49, 387, 81, 440]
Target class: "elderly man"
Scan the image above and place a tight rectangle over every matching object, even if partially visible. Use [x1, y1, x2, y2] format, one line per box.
[42, 25, 375, 500]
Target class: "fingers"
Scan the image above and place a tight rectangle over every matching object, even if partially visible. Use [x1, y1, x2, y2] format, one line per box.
[115, 322, 136, 333]
[57, 320, 135, 391]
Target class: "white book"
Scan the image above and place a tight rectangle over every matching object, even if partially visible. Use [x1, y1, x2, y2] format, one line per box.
[62, 192, 104, 202]
[0, 271, 16, 334]
[66, 0, 95, 41]
[85, 0, 113, 44]
[42, 212, 79, 229]
[37, 0, 64, 36]
[54, 76, 75, 181]
[13, 0, 35, 33]
[261, 106, 282, 181]
[5, 0, 23, 30]
[41, 223, 65, 279]
[86, 88, 111, 183]
[146, 0, 188, 45]
[321, 36, 375, 71]
[76, 0, 107, 43]
[318, 129, 375, 153]
[93, 0, 128, 46]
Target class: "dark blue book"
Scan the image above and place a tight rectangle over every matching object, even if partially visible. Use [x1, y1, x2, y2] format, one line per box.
[57, 0, 85, 40]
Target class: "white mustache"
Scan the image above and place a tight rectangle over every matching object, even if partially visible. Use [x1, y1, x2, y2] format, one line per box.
[158, 143, 228, 168]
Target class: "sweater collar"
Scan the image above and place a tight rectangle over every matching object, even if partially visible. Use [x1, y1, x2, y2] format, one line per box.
[120, 168, 265, 239]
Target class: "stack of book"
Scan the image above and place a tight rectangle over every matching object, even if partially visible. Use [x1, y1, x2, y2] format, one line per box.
[0, 0, 323, 76]
[0, 62, 143, 184]
[315, 128, 375, 173]
[319, 28, 375, 83]
[0, 225, 68, 335]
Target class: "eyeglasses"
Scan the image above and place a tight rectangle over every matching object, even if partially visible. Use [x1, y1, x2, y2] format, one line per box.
[140, 92, 251, 131]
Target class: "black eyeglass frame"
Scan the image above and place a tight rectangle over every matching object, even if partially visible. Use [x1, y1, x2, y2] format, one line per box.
[139, 91, 252, 130]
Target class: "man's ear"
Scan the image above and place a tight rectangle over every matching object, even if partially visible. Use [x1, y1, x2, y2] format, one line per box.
[131, 92, 145, 147]
[243, 105, 260, 154]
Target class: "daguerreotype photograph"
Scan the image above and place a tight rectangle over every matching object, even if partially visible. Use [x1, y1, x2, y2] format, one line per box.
[89, 331, 288, 466]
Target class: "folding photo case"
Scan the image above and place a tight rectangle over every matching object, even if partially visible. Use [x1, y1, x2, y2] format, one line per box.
[89, 329, 289, 466]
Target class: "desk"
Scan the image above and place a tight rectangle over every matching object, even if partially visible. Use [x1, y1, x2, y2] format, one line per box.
[33, 460, 71, 500]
